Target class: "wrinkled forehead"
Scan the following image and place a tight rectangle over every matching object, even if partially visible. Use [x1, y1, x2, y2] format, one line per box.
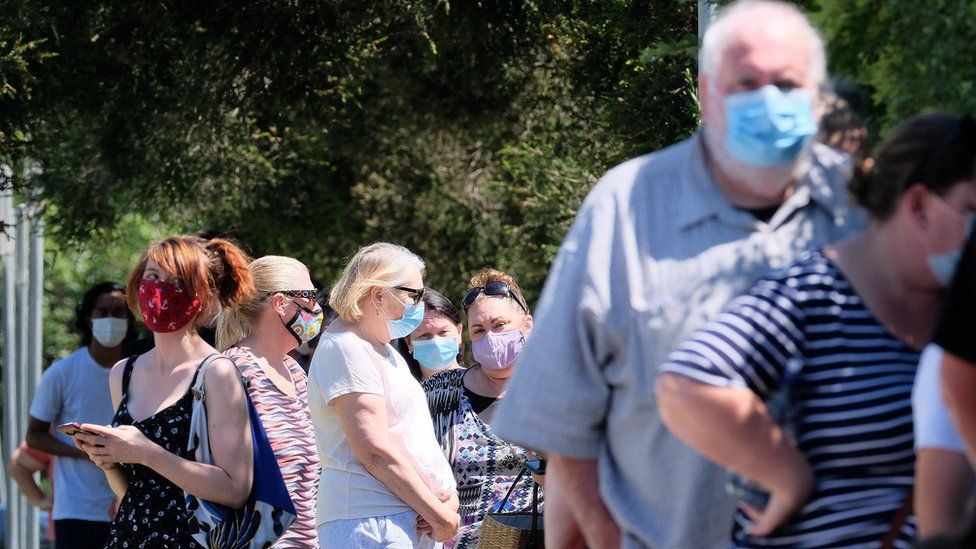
[718, 24, 813, 87]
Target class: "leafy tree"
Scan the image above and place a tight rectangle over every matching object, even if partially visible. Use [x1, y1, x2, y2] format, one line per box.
[2, 0, 701, 306]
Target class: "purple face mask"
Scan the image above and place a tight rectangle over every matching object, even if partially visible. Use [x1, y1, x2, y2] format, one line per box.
[472, 329, 525, 371]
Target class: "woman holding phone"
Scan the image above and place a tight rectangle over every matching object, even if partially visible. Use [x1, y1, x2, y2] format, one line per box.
[73, 235, 256, 548]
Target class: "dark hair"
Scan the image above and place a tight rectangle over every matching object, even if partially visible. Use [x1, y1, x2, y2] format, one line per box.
[399, 287, 465, 381]
[75, 281, 137, 347]
[851, 113, 976, 219]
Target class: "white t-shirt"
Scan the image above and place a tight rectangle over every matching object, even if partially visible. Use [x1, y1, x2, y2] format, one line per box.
[28, 347, 117, 522]
[308, 330, 455, 524]
[913, 344, 966, 452]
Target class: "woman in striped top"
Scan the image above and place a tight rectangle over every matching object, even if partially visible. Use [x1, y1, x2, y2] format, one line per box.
[218, 255, 324, 548]
[657, 112, 976, 548]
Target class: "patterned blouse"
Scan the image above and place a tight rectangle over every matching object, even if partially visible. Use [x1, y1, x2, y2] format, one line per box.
[225, 346, 321, 548]
[422, 369, 542, 549]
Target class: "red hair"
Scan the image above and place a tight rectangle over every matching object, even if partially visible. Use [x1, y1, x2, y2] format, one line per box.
[126, 236, 255, 322]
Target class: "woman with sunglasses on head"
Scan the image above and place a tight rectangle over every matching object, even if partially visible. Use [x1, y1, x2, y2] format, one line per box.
[656, 112, 976, 547]
[73, 235, 255, 548]
[421, 268, 542, 549]
[401, 288, 465, 382]
[309, 242, 458, 548]
[217, 256, 324, 548]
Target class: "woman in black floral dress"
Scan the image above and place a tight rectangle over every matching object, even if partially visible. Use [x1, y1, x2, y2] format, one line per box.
[73, 236, 256, 548]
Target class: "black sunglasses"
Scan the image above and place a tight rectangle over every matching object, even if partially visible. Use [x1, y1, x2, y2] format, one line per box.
[392, 286, 425, 301]
[462, 281, 528, 314]
[269, 289, 320, 300]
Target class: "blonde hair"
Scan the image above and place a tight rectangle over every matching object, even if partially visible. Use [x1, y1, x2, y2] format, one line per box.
[216, 255, 308, 350]
[468, 268, 529, 315]
[330, 242, 425, 322]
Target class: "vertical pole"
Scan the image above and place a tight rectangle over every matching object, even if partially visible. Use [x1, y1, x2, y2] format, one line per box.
[26, 210, 43, 549]
[698, 0, 717, 40]
[15, 203, 30, 549]
[1, 191, 19, 549]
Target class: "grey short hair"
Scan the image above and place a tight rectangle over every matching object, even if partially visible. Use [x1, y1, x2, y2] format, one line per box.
[699, 0, 827, 89]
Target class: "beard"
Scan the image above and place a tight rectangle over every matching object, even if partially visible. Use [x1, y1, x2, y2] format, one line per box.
[702, 122, 812, 197]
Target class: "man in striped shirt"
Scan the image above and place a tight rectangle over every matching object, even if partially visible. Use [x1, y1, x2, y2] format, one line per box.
[492, 1, 865, 547]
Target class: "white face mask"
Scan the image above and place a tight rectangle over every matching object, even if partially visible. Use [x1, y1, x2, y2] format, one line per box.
[92, 317, 128, 348]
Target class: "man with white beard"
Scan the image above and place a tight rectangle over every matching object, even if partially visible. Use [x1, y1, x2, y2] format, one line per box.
[492, 1, 866, 547]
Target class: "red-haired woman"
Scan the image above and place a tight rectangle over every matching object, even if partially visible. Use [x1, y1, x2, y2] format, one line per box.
[74, 235, 256, 548]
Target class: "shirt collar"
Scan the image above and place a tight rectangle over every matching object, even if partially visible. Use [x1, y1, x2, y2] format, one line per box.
[677, 134, 850, 231]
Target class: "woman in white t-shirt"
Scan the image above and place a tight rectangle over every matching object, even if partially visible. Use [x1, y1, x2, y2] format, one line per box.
[309, 242, 459, 548]
[913, 344, 976, 539]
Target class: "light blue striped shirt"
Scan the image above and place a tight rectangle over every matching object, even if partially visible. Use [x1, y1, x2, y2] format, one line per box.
[493, 133, 865, 548]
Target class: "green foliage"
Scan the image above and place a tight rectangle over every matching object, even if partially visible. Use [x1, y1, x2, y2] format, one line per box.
[43, 212, 173, 361]
[814, 0, 976, 132]
[0, 0, 701, 306]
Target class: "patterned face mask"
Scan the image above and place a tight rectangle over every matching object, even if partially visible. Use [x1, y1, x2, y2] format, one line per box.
[282, 298, 324, 346]
[138, 278, 201, 333]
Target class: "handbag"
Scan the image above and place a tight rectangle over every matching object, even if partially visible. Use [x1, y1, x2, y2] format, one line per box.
[478, 466, 544, 549]
[184, 354, 297, 548]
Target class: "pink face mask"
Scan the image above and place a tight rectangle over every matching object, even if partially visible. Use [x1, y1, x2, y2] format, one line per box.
[472, 329, 525, 371]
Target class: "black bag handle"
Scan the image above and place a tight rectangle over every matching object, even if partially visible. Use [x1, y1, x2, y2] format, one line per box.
[496, 464, 543, 547]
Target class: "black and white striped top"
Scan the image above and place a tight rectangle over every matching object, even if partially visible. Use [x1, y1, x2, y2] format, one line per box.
[661, 252, 918, 548]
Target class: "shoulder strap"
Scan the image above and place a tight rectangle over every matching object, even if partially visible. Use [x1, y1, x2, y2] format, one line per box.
[120, 355, 138, 395]
[190, 354, 227, 402]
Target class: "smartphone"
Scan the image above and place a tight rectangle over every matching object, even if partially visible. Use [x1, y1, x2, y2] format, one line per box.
[56, 422, 94, 437]
[523, 458, 546, 475]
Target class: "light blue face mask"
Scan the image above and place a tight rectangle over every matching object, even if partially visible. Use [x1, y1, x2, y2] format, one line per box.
[383, 289, 426, 339]
[411, 337, 459, 370]
[724, 85, 817, 167]
[926, 212, 976, 286]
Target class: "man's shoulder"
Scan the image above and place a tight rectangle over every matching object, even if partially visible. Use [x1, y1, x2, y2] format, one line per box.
[46, 347, 90, 374]
[585, 136, 698, 213]
[810, 142, 855, 188]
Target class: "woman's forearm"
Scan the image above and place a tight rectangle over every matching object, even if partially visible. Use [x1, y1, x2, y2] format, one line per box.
[142, 444, 250, 508]
[548, 455, 616, 549]
[103, 466, 129, 499]
[657, 374, 811, 492]
[360, 442, 453, 528]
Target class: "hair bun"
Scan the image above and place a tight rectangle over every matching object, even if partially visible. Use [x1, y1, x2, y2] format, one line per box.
[205, 238, 255, 308]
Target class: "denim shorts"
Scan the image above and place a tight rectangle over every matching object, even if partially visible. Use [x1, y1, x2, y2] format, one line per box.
[318, 510, 440, 548]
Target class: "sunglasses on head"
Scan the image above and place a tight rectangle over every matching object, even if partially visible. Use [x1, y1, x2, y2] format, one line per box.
[462, 281, 528, 314]
[269, 289, 320, 300]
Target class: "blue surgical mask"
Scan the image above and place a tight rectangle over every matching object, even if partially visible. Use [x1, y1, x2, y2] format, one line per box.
[411, 337, 459, 371]
[724, 85, 817, 167]
[924, 211, 976, 286]
[382, 289, 426, 339]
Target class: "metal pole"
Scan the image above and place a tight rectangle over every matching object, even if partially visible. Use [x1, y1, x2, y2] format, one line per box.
[15, 203, 30, 549]
[26, 210, 43, 548]
[1, 192, 20, 549]
[698, 0, 717, 40]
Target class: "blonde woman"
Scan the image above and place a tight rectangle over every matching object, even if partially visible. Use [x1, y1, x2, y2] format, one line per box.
[309, 242, 459, 548]
[218, 256, 324, 548]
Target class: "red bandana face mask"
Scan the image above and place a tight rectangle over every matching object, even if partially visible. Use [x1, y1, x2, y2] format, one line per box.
[137, 278, 202, 333]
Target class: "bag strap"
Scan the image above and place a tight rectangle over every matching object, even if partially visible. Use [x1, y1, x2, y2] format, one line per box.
[497, 467, 528, 511]
[190, 354, 226, 402]
[880, 493, 913, 549]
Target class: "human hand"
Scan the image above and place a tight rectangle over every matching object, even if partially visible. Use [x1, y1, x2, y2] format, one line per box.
[429, 507, 460, 543]
[740, 461, 814, 537]
[75, 424, 153, 468]
[417, 516, 433, 537]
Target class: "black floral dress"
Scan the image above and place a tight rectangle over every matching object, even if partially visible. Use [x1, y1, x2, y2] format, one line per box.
[105, 356, 201, 548]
